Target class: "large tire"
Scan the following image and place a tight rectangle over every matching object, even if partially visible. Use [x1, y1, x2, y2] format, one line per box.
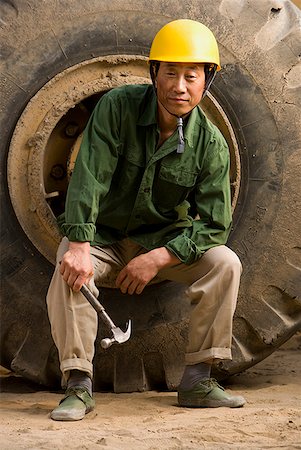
[1, 0, 300, 391]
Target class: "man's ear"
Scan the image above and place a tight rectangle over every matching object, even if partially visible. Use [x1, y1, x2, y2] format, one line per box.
[150, 61, 160, 89]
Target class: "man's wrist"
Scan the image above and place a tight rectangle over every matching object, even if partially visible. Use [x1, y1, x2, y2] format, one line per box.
[148, 247, 180, 270]
[68, 241, 91, 252]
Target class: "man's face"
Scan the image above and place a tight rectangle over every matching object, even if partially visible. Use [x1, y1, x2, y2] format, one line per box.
[155, 62, 206, 118]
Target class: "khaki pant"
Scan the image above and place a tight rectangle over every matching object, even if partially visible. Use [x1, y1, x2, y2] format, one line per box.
[46, 238, 241, 383]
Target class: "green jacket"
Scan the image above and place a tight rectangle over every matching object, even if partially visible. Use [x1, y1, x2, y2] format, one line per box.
[60, 84, 232, 264]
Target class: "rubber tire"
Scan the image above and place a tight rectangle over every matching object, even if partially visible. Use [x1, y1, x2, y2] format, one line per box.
[1, 0, 300, 391]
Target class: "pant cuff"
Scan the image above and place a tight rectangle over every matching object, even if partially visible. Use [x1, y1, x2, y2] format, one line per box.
[60, 358, 93, 386]
[185, 347, 232, 365]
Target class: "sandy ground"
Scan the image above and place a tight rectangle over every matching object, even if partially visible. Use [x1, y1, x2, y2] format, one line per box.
[0, 335, 300, 450]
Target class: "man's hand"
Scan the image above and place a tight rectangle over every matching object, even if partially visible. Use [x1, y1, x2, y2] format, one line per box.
[116, 247, 180, 295]
[60, 241, 93, 292]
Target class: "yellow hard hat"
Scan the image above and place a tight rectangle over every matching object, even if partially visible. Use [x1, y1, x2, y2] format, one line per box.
[149, 19, 221, 71]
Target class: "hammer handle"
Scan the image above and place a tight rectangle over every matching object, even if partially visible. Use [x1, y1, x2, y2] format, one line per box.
[80, 284, 116, 330]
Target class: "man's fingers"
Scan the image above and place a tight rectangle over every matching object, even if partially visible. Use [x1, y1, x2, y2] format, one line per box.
[127, 280, 138, 295]
[119, 276, 132, 294]
[73, 274, 87, 292]
[127, 280, 146, 295]
[59, 260, 65, 275]
[118, 277, 146, 295]
[61, 267, 70, 283]
[116, 269, 139, 294]
[116, 265, 150, 295]
[60, 263, 93, 292]
[135, 283, 145, 295]
[116, 269, 130, 290]
[115, 270, 126, 288]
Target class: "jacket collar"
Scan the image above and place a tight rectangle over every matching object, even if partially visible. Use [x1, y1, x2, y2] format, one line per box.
[137, 85, 158, 126]
[137, 85, 203, 149]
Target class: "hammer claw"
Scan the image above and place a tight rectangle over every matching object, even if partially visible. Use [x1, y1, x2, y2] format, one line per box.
[80, 285, 132, 348]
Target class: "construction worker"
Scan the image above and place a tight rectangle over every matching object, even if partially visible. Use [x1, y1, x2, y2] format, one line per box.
[47, 19, 246, 421]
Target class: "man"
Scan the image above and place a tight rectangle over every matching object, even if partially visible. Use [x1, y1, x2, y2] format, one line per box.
[47, 19, 246, 421]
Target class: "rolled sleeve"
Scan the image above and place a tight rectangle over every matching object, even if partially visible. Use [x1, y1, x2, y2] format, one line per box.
[165, 235, 199, 265]
[60, 223, 96, 242]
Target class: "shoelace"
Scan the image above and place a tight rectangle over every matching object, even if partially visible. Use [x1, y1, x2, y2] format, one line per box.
[203, 378, 225, 391]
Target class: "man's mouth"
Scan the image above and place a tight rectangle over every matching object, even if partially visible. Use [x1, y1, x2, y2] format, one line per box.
[169, 98, 189, 103]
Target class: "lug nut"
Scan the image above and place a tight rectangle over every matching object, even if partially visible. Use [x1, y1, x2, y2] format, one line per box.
[50, 164, 66, 180]
[65, 123, 79, 137]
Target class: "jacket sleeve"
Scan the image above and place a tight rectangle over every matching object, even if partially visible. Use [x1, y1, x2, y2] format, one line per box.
[164, 141, 232, 264]
[60, 94, 120, 242]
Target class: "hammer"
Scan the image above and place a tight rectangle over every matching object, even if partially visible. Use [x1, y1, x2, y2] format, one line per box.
[80, 284, 132, 349]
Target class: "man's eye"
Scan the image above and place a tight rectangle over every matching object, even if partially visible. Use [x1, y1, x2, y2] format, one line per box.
[186, 75, 197, 80]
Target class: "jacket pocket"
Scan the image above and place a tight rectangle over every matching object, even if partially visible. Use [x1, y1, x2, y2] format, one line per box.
[153, 165, 197, 209]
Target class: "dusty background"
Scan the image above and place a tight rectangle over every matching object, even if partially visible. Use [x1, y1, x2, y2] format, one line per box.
[0, 334, 300, 450]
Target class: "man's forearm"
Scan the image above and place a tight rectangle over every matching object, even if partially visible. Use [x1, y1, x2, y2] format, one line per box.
[146, 246, 181, 270]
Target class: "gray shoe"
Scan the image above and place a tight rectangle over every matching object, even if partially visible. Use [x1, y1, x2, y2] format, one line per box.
[178, 378, 246, 408]
[50, 386, 95, 421]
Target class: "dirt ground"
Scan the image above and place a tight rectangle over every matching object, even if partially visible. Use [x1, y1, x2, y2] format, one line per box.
[0, 334, 300, 450]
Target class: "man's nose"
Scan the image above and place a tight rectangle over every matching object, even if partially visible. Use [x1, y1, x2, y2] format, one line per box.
[174, 76, 187, 93]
